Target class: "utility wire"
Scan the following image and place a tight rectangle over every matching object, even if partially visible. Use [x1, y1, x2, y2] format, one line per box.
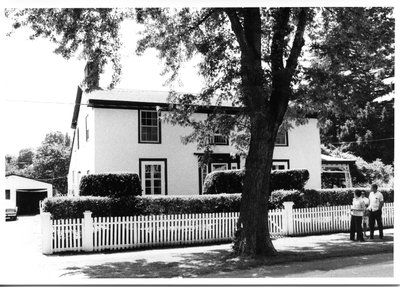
[330, 137, 394, 145]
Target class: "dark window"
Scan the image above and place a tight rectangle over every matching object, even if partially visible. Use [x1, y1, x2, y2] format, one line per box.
[77, 128, 80, 149]
[85, 115, 89, 141]
[140, 110, 160, 143]
[5, 189, 10, 200]
[275, 130, 288, 146]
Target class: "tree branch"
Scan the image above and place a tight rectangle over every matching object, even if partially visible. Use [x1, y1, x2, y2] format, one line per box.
[181, 8, 217, 37]
[271, 8, 290, 73]
[225, 9, 248, 52]
[286, 8, 309, 78]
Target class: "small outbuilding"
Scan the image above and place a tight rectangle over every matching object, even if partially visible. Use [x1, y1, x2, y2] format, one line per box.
[5, 175, 53, 215]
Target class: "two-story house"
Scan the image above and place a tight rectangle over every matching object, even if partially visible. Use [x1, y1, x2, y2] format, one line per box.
[67, 87, 322, 196]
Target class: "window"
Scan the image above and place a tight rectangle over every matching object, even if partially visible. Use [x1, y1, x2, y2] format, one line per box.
[211, 163, 228, 172]
[212, 133, 228, 145]
[139, 110, 160, 143]
[140, 160, 167, 195]
[85, 115, 89, 141]
[77, 128, 80, 149]
[275, 130, 288, 146]
[272, 160, 289, 170]
[5, 189, 10, 200]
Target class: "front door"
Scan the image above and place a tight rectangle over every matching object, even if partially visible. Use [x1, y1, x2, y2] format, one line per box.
[140, 160, 167, 195]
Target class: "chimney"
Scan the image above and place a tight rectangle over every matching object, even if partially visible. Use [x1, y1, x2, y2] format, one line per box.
[84, 61, 100, 91]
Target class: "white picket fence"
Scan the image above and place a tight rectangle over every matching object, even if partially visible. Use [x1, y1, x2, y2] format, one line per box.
[41, 202, 394, 254]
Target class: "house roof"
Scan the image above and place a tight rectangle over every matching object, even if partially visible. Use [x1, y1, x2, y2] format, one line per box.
[5, 174, 53, 190]
[321, 154, 356, 164]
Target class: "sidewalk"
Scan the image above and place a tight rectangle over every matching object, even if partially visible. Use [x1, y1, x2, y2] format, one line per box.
[24, 231, 399, 280]
[1, 218, 393, 282]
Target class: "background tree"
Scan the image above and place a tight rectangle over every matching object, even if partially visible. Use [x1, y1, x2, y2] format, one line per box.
[16, 148, 35, 169]
[6, 7, 394, 256]
[4, 132, 71, 195]
[32, 132, 71, 194]
[293, 8, 394, 164]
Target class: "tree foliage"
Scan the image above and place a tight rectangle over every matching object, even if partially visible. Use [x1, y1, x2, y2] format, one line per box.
[5, 132, 71, 195]
[293, 8, 394, 164]
[5, 8, 130, 90]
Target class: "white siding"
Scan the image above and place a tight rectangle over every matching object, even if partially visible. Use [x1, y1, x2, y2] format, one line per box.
[68, 105, 322, 195]
[93, 109, 236, 196]
[272, 118, 321, 189]
[67, 104, 95, 195]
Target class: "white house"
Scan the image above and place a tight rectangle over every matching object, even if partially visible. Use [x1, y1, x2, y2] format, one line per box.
[5, 175, 53, 216]
[67, 86, 322, 196]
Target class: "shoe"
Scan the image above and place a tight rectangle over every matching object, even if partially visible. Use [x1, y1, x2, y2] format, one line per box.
[359, 239, 365, 242]
[370, 237, 374, 239]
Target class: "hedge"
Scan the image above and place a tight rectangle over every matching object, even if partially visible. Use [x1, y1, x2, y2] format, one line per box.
[79, 173, 142, 197]
[43, 188, 394, 219]
[203, 169, 310, 194]
[42, 194, 241, 219]
[271, 188, 394, 209]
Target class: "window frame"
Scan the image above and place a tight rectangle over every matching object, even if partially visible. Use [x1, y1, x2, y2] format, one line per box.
[272, 159, 290, 170]
[275, 130, 288, 146]
[138, 109, 161, 144]
[211, 133, 229, 145]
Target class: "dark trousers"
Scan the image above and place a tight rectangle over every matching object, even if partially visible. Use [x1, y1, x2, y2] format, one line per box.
[350, 215, 363, 241]
[369, 210, 383, 238]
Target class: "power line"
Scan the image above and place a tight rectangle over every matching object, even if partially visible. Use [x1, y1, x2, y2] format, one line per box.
[330, 137, 394, 145]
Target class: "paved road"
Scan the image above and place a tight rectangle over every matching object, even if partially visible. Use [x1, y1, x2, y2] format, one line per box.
[205, 253, 393, 278]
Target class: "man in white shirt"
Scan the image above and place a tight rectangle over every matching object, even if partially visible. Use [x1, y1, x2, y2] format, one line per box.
[368, 184, 384, 239]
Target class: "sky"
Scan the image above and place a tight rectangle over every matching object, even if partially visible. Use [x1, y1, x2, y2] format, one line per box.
[2, 16, 203, 156]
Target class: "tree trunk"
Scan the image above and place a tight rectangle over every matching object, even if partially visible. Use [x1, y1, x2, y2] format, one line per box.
[234, 110, 282, 256]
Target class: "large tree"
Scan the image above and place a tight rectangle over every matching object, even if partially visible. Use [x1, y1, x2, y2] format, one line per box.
[6, 7, 394, 256]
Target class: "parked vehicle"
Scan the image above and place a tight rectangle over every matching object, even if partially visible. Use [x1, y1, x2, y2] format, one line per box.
[5, 207, 18, 221]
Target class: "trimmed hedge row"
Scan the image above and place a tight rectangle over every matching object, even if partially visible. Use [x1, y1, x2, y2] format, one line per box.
[271, 188, 394, 209]
[203, 169, 310, 194]
[80, 173, 142, 197]
[43, 194, 241, 219]
[43, 188, 393, 219]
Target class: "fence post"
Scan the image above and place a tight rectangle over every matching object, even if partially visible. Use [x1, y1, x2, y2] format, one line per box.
[282, 201, 294, 236]
[83, 211, 94, 252]
[41, 212, 53, 254]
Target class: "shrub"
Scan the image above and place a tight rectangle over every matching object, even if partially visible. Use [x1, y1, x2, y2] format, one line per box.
[42, 194, 242, 219]
[203, 169, 244, 194]
[203, 169, 309, 194]
[79, 173, 142, 197]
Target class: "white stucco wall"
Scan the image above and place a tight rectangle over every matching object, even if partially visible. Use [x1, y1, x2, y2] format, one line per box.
[272, 118, 321, 189]
[93, 109, 236, 196]
[67, 103, 95, 195]
[68, 105, 322, 195]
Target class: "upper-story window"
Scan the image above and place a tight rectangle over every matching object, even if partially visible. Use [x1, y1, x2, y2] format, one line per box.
[275, 130, 288, 146]
[211, 132, 229, 145]
[77, 128, 80, 149]
[139, 110, 161, 143]
[85, 115, 89, 141]
[5, 189, 10, 200]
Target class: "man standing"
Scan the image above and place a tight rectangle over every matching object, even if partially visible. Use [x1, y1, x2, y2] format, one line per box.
[368, 184, 384, 239]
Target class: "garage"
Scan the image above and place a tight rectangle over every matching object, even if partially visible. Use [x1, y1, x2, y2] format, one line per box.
[5, 175, 53, 216]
